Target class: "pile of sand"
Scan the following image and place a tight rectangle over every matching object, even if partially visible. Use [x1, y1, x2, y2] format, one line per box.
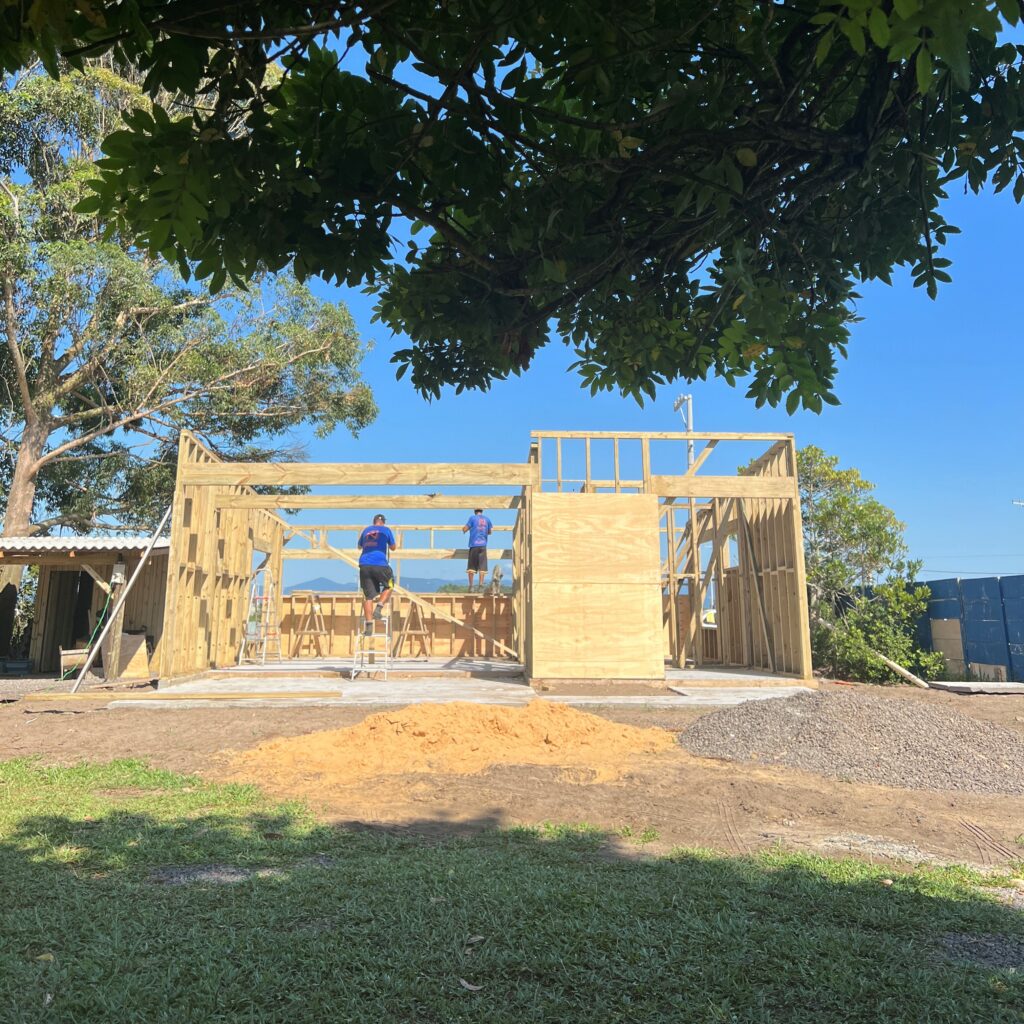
[230, 700, 677, 786]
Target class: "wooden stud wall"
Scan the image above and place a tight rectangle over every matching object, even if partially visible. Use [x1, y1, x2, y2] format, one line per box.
[529, 431, 812, 681]
[154, 427, 810, 684]
[162, 432, 286, 677]
[280, 592, 514, 659]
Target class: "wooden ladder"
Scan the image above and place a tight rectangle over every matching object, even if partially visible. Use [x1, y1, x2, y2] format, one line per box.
[394, 597, 432, 659]
[290, 593, 330, 658]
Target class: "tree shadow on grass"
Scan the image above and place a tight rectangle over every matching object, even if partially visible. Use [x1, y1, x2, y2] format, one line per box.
[1, 794, 1023, 1022]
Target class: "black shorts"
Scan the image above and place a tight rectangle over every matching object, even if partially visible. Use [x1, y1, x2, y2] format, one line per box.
[467, 546, 487, 572]
[359, 565, 394, 599]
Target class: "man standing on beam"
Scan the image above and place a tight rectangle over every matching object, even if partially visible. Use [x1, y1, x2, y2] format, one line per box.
[357, 513, 397, 635]
[462, 507, 493, 593]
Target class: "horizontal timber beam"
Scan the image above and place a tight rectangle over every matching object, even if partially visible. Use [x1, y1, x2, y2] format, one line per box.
[182, 462, 537, 487]
[283, 548, 513, 561]
[284, 523, 515, 533]
[216, 494, 524, 510]
[532, 431, 792, 441]
[652, 476, 796, 499]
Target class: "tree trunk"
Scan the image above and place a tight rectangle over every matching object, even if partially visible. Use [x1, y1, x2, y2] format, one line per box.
[0, 416, 48, 656]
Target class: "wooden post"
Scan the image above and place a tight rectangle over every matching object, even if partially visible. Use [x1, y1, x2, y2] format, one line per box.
[103, 576, 127, 680]
[786, 438, 814, 680]
[665, 505, 681, 667]
[687, 497, 702, 665]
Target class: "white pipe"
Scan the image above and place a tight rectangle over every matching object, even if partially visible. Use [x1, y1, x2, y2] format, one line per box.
[70, 504, 173, 693]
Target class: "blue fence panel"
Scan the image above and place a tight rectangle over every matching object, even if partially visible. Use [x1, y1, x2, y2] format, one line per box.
[1000, 575, 1024, 682]
[960, 577, 1011, 673]
[924, 577, 962, 620]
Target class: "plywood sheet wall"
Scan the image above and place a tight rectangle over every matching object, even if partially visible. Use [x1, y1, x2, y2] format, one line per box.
[528, 492, 664, 680]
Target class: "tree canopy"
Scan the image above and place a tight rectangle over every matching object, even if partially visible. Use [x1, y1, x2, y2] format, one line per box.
[796, 445, 944, 683]
[3, 1, 1022, 407]
[0, 62, 376, 652]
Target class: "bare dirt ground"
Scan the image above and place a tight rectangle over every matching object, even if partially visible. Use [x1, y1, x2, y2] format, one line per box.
[2, 681, 1023, 870]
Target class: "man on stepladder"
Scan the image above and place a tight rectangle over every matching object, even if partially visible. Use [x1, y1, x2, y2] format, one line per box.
[357, 513, 397, 635]
[462, 508, 493, 592]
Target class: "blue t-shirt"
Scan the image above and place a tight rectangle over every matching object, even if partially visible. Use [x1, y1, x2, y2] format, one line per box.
[357, 525, 395, 566]
[465, 514, 493, 547]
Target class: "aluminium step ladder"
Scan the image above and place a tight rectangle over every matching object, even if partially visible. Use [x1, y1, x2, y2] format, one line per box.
[351, 615, 392, 680]
[238, 567, 283, 665]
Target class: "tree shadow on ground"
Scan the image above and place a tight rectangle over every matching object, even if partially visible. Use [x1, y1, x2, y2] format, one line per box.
[1, 791, 1023, 1022]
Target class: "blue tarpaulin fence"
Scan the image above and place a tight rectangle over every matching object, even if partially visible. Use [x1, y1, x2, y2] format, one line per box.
[920, 575, 1024, 682]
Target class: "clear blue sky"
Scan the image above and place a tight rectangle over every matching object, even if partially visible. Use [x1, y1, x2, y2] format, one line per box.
[285, 182, 1021, 589]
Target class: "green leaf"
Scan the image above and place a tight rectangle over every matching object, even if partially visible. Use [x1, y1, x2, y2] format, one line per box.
[209, 267, 227, 293]
[995, 0, 1020, 27]
[815, 28, 835, 66]
[840, 19, 866, 56]
[73, 195, 102, 215]
[893, 0, 919, 18]
[868, 8, 891, 47]
[735, 148, 758, 168]
[916, 47, 933, 94]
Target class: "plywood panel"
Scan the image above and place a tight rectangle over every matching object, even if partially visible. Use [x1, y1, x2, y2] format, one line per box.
[529, 493, 663, 679]
[530, 493, 661, 584]
[531, 583, 664, 679]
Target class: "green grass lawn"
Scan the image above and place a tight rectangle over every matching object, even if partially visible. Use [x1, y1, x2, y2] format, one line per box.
[1, 758, 1021, 1023]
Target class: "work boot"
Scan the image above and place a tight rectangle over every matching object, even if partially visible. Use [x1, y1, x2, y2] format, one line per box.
[372, 603, 384, 621]
[363, 620, 373, 636]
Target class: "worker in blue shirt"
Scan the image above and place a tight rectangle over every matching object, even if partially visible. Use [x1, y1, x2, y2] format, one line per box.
[462, 508, 493, 592]
[357, 513, 397, 634]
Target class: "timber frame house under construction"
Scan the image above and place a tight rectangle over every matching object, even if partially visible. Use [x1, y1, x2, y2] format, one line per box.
[153, 429, 813, 684]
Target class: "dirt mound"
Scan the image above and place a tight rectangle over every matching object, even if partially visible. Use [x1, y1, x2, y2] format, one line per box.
[230, 700, 677, 786]
[680, 690, 1024, 795]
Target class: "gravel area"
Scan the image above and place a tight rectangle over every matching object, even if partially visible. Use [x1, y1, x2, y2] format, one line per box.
[0, 675, 73, 699]
[680, 690, 1024, 795]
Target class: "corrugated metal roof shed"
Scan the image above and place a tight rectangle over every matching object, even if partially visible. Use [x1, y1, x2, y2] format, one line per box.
[0, 536, 170, 555]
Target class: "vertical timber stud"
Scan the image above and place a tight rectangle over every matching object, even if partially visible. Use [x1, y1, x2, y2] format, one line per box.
[787, 438, 814, 680]
[665, 504, 681, 667]
[712, 498, 730, 665]
[687, 497, 702, 665]
[160, 432, 191, 677]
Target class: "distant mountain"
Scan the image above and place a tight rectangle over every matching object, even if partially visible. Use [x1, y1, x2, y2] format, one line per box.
[284, 576, 355, 594]
[285, 575, 462, 594]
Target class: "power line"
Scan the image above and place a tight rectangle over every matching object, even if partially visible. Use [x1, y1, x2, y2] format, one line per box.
[919, 568, 1018, 576]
